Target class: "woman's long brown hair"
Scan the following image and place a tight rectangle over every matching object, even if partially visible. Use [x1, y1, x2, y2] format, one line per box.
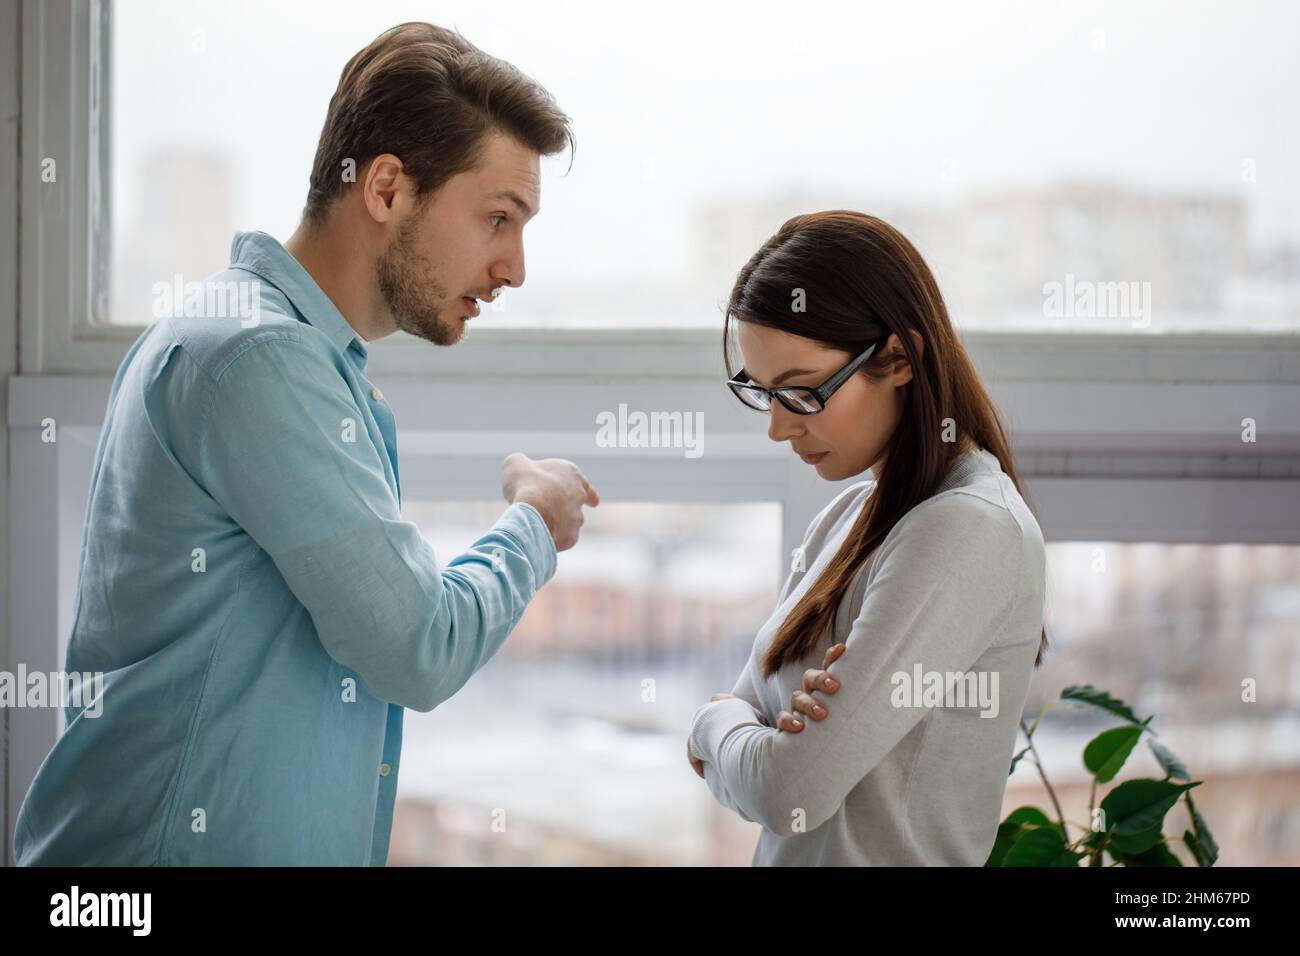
[723, 211, 1049, 679]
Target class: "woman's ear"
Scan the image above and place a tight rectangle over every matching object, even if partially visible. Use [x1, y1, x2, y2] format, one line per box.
[885, 329, 925, 387]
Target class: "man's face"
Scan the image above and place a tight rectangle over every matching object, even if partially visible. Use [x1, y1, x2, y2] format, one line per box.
[376, 131, 541, 346]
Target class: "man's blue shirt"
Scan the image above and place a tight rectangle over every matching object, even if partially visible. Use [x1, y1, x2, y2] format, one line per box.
[15, 231, 557, 865]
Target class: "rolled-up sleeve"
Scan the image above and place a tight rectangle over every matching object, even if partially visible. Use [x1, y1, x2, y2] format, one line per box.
[689, 493, 1023, 835]
[190, 335, 557, 712]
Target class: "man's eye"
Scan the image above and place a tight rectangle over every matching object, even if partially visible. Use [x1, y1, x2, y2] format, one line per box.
[490, 214, 507, 229]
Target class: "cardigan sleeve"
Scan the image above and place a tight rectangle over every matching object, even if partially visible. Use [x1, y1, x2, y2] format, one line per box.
[689, 491, 1025, 835]
[696, 657, 770, 824]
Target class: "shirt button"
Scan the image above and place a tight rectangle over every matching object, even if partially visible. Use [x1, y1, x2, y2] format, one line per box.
[370, 387, 384, 402]
[379, 762, 391, 777]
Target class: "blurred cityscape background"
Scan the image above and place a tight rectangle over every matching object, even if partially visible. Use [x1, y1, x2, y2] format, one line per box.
[389, 500, 1300, 866]
[108, 1, 1300, 333]
[109, 152, 1300, 333]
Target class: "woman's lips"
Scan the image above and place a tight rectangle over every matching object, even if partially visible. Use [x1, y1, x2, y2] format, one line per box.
[461, 296, 480, 317]
[799, 451, 829, 465]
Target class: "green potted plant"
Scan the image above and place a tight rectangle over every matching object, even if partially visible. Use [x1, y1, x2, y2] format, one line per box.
[987, 685, 1219, 867]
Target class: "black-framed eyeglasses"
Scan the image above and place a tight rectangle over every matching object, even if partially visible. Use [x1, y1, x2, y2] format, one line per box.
[727, 340, 882, 415]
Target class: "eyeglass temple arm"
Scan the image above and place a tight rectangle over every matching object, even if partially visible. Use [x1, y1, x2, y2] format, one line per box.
[817, 341, 879, 398]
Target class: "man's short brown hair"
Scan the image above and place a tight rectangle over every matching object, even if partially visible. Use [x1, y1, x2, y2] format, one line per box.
[302, 22, 574, 224]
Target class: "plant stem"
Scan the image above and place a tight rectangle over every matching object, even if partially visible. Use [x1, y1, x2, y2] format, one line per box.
[1020, 718, 1067, 834]
[1024, 702, 1055, 739]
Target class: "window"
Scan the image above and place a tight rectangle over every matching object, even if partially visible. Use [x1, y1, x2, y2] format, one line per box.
[103, 0, 1300, 335]
[392, 498, 782, 866]
[1011, 541, 1300, 867]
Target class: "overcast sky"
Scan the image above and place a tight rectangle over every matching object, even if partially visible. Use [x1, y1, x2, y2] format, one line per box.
[113, 0, 1300, 291]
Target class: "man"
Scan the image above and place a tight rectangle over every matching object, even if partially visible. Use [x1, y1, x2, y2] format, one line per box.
[14, 22, 597, 865]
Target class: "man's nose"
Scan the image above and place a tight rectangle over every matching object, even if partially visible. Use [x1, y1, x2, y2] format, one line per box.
[494, 237, 526, 290]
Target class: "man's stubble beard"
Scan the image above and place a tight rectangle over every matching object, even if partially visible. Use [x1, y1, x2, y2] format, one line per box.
[375, 215, 467, 347]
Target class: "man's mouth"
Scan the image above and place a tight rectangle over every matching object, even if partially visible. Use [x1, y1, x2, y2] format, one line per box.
[461, 296, 481, 318]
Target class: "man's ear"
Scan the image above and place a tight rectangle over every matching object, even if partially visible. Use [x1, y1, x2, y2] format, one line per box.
[361, 153, 406, 224]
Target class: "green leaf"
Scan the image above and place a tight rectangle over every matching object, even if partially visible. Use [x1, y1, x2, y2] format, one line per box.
[1183, 793, 1219, 867]
[1060, 685, 1146, 726]
[1110, 822, 1165, 855]
[1148, 739, 1190, 781]
[986, 823, 1018, 866]
[1002, 824, 1069, 867]
[1005, 806, 1052, 827]
[1119, 841, 1184, 867]
[1008, 745, 1031, 776]
[1084, 725, 1143, 783]
[1049, 847, 1086, 867]
[1106, 841, 1180, 866]
[1098, 779, 1199, 854]
[985, 807, 1053, 866]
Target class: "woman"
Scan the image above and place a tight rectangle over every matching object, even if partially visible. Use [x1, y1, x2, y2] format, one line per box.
[687, 211, 1048, 866]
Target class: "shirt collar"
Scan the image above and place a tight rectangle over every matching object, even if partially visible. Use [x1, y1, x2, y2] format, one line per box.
[936, 446, 999, 494]
[228, 230, 369, 364]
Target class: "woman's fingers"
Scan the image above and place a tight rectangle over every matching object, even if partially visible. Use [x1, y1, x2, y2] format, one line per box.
[781, 648, 845, 733]
[776, 710, 805, 732]
[781, 686, 831, 729]
[802, 667, 840, 696]
[802, 644, 846, 694]
[790, 689, 829, 720]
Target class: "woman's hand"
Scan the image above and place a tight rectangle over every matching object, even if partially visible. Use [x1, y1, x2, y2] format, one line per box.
[687, 693, 738, 777]
[687, 739, 706, 778]
[776, 642, 846, 732]
[687, 645, 846, 779]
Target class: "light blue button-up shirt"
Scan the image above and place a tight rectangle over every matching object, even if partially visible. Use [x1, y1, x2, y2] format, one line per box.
[14, 231, 557, 865]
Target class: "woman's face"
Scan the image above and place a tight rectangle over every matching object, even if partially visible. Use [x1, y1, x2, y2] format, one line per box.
[735, 321, 915, 482]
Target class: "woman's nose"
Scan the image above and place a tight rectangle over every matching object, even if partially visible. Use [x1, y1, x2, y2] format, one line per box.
[767, 404, 805, 443]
